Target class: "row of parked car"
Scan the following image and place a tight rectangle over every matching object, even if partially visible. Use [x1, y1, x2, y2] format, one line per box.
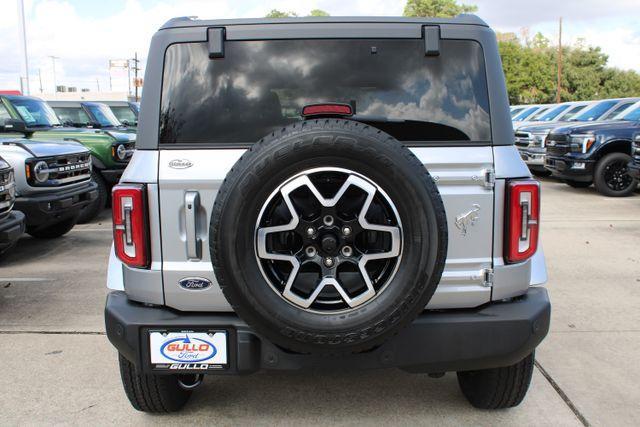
[510, 97, 640, 197]
[0, 95, 139, 255]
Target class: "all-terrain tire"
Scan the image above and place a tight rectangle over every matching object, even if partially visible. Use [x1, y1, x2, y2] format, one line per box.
[26, 216, 77, 239]
[77, 171, 108, 223]
[563, 179, 592, 188]
[210, 119, 448, 355]
[593, 152, 638, 197]
[118, 354, 193, 413]
[457, 352, 535, 409]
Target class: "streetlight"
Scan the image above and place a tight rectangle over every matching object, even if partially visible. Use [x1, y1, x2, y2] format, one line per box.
[17, 0, 30, 95]
[49, 55, 60, 96]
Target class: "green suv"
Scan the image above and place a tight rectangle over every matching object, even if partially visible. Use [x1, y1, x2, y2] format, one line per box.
[0, 95, 134, 222]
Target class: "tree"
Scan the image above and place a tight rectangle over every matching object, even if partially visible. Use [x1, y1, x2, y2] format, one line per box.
[403, 0, 477, 18]
[309, 9, 330, 17]
[265, 9, 298, 18]
[265, 9, 330, 18]
[496, 30, 640, 104]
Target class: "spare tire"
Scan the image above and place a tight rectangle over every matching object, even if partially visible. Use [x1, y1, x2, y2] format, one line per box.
[210, 119, 447, 354]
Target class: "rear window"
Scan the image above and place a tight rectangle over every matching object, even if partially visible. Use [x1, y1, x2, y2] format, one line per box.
[159, 39, 491, 145]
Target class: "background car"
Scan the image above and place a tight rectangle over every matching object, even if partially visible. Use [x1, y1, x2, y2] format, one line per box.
[544, 100, 640, 196]
[0, 94, 135, 222]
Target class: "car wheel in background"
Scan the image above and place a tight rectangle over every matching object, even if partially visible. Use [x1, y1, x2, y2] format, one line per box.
[26, 216, 78, 239]
[594, 152, 637, 197]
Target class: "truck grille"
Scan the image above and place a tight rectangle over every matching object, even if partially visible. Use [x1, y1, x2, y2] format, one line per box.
[545, 134, 571, 156]
[0, 167, 15, 217]
[633, 137, 640, 162]
[28, 153, 92, 187]
[514, 132, 531, 147]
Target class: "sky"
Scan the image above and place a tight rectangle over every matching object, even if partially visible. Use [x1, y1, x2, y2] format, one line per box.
[0, 0, 639, 94]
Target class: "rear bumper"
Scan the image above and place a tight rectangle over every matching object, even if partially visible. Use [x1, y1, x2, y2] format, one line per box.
[14, 181, 98, 228]
[105, 287, 551, 375]
[545, 155, 595, 181]
[0, 211, 25, 252]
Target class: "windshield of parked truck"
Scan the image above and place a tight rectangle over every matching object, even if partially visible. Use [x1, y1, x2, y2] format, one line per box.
[537, 104, 570, 121]
[560, 104, 587, 120]
[159, 38, 491, 144]
[512, 106, 539, 121]
[85, 103, 121, 127]
[8, 96, 61, 127]
[570, 100, 617, 121]
[615, 103, 640, 121]
[110, 106, 137, 124]
[53, 106, 91, 126]
[600, 101, 637, 120]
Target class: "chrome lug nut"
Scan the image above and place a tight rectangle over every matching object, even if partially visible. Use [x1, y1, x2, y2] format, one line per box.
[305, 246, 317, 257]
[341, 246, 353, 257]
[342, 226, 352, 236]
[323, 215, 334, 226]
[323, 257, 334, 268]
[306, 227, 315, 237]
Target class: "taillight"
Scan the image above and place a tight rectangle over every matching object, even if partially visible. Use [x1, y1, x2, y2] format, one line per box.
[505, 180, 540, 264]
[112, 184, 150, 268]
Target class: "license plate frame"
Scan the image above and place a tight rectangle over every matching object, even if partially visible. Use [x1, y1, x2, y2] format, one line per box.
[148, 329, 229, 371]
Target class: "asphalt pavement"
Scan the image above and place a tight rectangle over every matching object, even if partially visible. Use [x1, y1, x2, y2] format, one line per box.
[1, 179, 638, 425]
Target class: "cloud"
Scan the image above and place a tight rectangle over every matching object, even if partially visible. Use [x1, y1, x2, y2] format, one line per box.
[0, 0, 638, 92]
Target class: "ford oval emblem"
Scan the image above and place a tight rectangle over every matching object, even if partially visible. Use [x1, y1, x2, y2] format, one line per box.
[179, 277, 212, 290]
[169, 159, 193, 169]
[160, 335, 217, 362]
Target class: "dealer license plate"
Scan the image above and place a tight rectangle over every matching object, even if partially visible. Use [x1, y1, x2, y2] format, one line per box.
[149, 330, 228, 370]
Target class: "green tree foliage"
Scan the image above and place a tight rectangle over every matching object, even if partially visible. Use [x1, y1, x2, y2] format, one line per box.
[265, 9, 330, 18]
[403, 0, 477, 18]
[309, 9, 330, 17]
[497, 31, 640, 104]
[265, 9, 298, 18]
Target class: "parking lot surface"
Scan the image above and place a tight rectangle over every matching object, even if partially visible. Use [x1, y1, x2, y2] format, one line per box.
[1, 179, 638, 425]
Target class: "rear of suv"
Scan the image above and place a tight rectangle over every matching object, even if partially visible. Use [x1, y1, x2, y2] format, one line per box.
[105, 16, 550, 412]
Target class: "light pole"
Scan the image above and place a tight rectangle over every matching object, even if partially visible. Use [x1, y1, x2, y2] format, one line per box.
[49, 55, 60, 96]
[17, 0, 30, 95]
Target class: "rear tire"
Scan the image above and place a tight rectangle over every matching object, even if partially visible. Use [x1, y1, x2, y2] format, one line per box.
[26, 216, 77, 239]
[563, 179, 591, 189]
[593, 152, 637, 197]
[118, 354, 193, 413]
[457, 352, 535, 409]
[78, 171, 108, 223]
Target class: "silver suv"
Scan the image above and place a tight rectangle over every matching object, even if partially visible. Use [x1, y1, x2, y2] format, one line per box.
[105, 15, 550, 413]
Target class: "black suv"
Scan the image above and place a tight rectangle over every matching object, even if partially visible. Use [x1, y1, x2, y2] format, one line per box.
[545, 102, 640, 196]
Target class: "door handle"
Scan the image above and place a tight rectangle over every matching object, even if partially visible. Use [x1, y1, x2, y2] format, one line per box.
[185, 191, 202, 260]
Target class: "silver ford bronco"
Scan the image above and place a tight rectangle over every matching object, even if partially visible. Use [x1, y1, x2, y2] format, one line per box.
[105, 15, 550, 412]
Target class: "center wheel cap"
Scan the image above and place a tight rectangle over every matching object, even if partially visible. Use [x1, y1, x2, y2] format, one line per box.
[320, 234, 339, 256]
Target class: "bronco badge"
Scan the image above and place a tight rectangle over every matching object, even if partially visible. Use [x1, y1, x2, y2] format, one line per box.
[169, 159, 193, 169]
[455, 204, 481, 236]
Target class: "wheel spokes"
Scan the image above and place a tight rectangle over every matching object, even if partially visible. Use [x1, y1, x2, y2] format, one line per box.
[256, 169, 402, 310]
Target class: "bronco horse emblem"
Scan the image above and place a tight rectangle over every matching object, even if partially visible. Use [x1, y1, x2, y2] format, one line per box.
[455, 204, 481, 236]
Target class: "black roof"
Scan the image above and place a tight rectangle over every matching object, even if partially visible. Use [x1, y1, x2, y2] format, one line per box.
[160, 15, 487, 30]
